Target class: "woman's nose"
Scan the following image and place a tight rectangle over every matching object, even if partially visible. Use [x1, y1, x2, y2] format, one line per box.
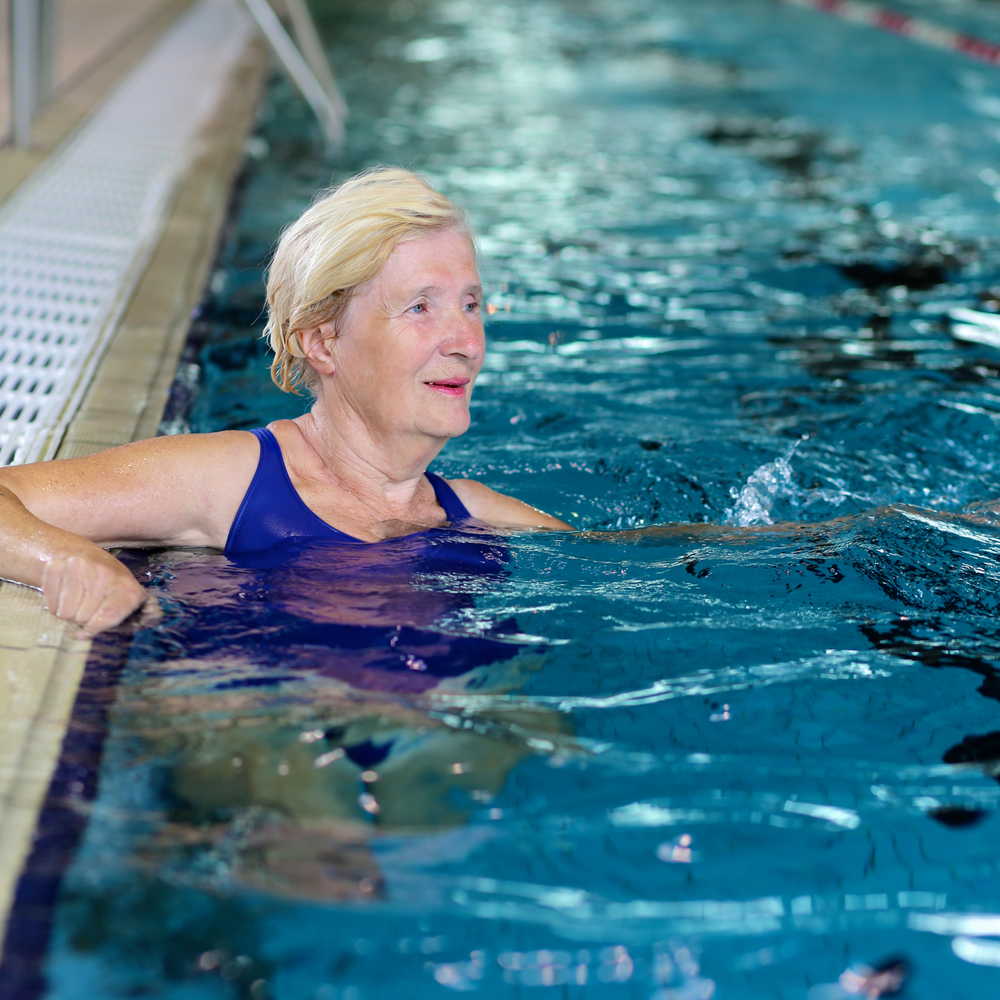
[444, 310, 484, 360]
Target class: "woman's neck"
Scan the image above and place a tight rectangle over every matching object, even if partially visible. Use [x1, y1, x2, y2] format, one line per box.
[291, 395, 445, 514]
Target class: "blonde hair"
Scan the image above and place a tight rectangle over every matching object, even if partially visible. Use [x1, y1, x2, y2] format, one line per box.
[263, 167, 473, 393]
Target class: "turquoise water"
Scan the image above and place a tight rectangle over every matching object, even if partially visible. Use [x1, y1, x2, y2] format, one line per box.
[18, 0, 1000, 997]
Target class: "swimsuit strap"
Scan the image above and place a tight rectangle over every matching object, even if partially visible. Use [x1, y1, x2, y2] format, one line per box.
[225, 428, 277, 554]
[225, 428, 362, 554]
[425, 471, 473, 523]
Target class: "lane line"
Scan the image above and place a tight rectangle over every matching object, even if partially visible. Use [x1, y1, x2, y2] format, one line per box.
[779, 0, 1000, 66]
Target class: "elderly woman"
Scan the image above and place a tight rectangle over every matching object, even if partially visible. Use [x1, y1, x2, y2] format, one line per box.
[0, 168, 569, 636]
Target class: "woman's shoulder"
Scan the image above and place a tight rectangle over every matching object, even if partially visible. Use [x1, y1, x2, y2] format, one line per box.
[445, 478, 572, 530]
[0, 429, 264, 550]
[109, 428, 263, 481]
[144, 427, 261, 455]
[0, 428, 260, 483]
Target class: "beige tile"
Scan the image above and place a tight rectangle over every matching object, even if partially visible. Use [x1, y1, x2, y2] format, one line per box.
[77, 377, 151, 415]
[0, 644, 62, 803]
[62, 407, 140, 445]
[90, 348, 162, 385]
[54, 438, 122, 460]
[0, 586, 90, 946]
[53, 1, 170, 92]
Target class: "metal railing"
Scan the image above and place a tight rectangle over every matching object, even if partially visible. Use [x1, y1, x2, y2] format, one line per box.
[7, 0, 346, 152]
[241, 0, 346, 150]
[10, 0, 56, 148]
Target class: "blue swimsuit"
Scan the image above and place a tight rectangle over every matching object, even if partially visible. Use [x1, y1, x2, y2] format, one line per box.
[149, 428, 518, 695]
[225, 427, 473, 555]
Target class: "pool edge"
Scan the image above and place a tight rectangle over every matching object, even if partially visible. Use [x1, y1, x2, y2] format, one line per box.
[0, 20, 269, 957]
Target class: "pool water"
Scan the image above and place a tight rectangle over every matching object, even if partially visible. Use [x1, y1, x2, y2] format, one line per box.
[16, 0, 1000, 997]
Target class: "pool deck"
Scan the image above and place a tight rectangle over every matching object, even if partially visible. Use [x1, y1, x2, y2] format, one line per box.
[0, 3, 268, 948]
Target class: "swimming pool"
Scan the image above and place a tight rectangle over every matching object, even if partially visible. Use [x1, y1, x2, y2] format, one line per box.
[9, 0, 1000, 996]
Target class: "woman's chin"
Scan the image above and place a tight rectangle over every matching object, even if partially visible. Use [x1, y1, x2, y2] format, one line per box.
[418, 412, 471, 441]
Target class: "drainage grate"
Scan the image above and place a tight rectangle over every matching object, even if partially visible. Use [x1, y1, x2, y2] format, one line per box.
[0, 0, 253, 466]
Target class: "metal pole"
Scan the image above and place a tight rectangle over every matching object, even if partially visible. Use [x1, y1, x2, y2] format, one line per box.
[11, 0, 39, 149]
[240, 0, 345, 151]
[284, 0, 346, 119]
[39, 0, 58, 105]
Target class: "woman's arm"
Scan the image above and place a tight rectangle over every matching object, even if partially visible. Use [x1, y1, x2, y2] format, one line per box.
[0, 431, 258, 634]
[447, 479, 572, 530]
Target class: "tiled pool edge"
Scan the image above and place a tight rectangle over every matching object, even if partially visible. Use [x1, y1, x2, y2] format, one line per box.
[0, 589, 91, 967]
[0, 26, 268, 954]
[0, 615, 137, 1000]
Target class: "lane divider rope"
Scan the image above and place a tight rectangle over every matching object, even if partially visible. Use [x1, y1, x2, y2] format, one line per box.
[778, 0, 1000, 66]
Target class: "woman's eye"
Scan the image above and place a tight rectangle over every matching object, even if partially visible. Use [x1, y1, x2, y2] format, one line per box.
[464, 300, 480, 312]
[410, 302, 427, 314]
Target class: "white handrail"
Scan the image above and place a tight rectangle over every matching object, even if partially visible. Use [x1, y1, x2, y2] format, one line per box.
[240, 0, 346, 151]
[284, 0, 346, 120]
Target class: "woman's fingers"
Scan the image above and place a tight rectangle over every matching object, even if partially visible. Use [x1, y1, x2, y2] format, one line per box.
[41, 553, 146, 636]
[79, 588, 145, 637]
[78, 575, 145, 637]
[41, 556, 74, 619]
[52, 566, 85, 621]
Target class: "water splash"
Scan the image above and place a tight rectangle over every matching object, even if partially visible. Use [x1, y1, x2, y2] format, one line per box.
[724, 438, 849, 526]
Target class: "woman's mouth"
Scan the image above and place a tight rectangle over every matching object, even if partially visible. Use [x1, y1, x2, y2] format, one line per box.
[424, 378, 469, 397]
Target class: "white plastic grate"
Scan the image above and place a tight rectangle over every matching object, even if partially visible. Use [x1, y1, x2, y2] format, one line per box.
[0, 0, 254, 466]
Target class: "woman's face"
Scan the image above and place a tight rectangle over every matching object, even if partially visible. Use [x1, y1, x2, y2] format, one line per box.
[328, 227, 484, 447]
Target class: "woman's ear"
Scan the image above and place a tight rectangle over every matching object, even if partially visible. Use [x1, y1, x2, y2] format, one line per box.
[298, 321, 338, 376]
